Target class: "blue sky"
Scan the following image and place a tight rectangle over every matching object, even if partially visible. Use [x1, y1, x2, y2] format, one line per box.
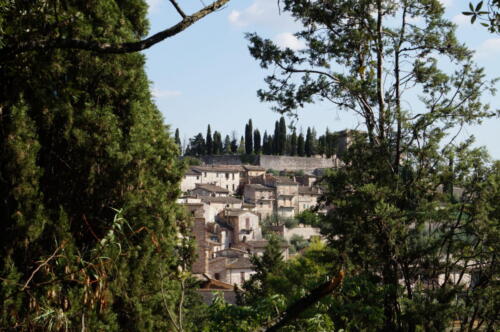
[143, 0, 500, 159]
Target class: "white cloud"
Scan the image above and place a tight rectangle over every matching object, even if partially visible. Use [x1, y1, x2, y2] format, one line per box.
[274, 33, 306, 51]
[227, 0, 300, 30]
[228, 10, 243, 26]
[439, 0, 453, 8]
[151, 88, 182, 98]
[475, 38, 500, 58]
[452, 14, 470, 26]
[146, 0, 163, 13]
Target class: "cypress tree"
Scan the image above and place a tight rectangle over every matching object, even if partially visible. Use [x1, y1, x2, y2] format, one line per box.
[223, 134, 232, 154]
[298, 132, 306, 157]
[262, 131, 269, 155]
[268, 135, 274, 156]
[230, 135, 238, 154]
[175, 128, 181, 148]
[278, 117, 287, 155]
[0, 1, 189, 329]
[238, 136, 246, 155]
[206, 124, 213, 155]
[273, 121, 279, 155]
[305, 127, 313, 156]
[245, 119, 253, 154]
[254, 129, 261, 154]
[213, 131, 223, 155]
[290, 129, 298, 156]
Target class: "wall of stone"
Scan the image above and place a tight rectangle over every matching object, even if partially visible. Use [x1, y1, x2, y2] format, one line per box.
[259, 155, 338, 171]
[201, 155, 340, 171]
[200, 155, 258, 165]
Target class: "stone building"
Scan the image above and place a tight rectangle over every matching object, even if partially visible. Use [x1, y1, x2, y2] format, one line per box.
[191, 183, 229, 197]
[268, 176, 299, 218]
[243, 184, 276, 218]
[241, 165, 266, 183]
[199, 196, 242, 222]
[220, 209, 263, 244]
[180, 168, 202, 192]
[180, 165, 241, 194]
[297, 186, 322, 213]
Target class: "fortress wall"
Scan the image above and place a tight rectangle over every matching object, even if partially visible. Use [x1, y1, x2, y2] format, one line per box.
[258, 155, 337, 171]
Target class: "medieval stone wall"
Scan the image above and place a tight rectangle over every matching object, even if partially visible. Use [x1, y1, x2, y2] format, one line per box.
[201, 154, 339, 171]
[258, 155, 338, 171]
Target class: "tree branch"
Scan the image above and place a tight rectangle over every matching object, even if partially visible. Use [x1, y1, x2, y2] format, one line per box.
[0, 0, 230, 60]
[169, 0, 187, 19]
[255, 270, 345, 332]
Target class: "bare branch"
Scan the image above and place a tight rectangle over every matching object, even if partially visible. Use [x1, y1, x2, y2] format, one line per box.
[254, 270, 345, 332]
[22, 242, 65, 290]
[169, 0, 187, 18]
[0, 0, 230, 60]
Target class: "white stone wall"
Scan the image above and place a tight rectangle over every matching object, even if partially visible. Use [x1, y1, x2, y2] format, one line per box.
[297, 194, 319, 213]
[235, 212, 262, 242]
[284, 225, 321, 241]
[181, 174, 200, 192]
[227, 268, 255, 286]
[201, 171, 240, 193]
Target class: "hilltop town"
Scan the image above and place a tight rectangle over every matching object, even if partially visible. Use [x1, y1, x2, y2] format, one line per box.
[178, 156, 335, 301]
[3, 1, 498, 330]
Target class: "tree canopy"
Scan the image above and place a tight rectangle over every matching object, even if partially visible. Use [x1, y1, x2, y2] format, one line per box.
[245, 0, 499, 330]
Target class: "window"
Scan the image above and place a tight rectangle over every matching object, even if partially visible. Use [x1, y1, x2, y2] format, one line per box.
[226, 173, 229, 179]
[240, 271, 245, 282]
[232, 184, 235, 191]
[196, 176, 199, 180]
[214, 273, 220, 280]
[245, 218, 250, 229]
[232, 173, 235, 180]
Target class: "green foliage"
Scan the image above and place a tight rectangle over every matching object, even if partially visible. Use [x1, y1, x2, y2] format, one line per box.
[253, 129, 262, 154]
[0, 1, 192, 329]
[245, 119, 253, 154]
[463, 1, 500, 33]
[183, 156, 202, 166]
[206, 124, 213, 155]
[247, 0, 499, 330]
[290, 234, 309, 253]
[186, 133, 206, 156]
[296, 210, 321, 227]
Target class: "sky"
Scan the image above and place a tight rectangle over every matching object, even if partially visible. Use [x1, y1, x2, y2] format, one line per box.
[143, 0, 500, 159]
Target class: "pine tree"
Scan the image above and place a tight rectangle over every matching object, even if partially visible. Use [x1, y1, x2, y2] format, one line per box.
[206, 124, 213, 155]
[240, 235, 285, 302]
[245, 119, 253, 154]
[254, 129, 261, 154]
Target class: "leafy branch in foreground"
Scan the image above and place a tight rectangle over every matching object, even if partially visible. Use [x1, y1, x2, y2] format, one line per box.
[0, 0, 230, 60]
[463, 1, 500, 33]
[246, 0, 499, 330]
